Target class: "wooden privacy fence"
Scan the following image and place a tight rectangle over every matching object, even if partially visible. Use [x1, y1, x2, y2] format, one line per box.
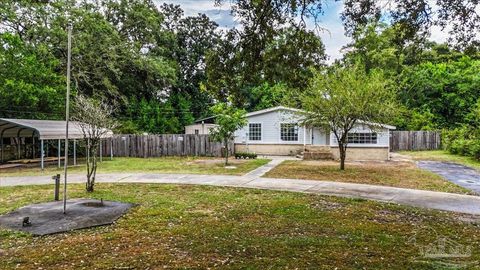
[389, 131, 442, 151]
[100, 134, 233, 158]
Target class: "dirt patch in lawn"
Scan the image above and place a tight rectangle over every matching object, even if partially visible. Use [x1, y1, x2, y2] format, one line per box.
[264, 160, 471, 194]
[186, 159, 247, 165]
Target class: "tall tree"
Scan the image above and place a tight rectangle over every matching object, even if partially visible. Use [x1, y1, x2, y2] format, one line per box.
[342, 0, 480, 49]
[162, 4, 221, 120]
[0, 33, 65, 119]
[398, 57, 480, 129]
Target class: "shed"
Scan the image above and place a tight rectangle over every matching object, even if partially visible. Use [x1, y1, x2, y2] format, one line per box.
[0, 118, 113, 169]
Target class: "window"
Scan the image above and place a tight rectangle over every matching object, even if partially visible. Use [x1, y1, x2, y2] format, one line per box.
[280, 123, 298, 141]
[347, 133, 377, 144]
[194, 129, 199, 135]
[248, 123, 262, 141]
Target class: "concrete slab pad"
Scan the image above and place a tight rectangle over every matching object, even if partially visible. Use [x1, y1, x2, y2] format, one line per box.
[0, 199, 133, 236]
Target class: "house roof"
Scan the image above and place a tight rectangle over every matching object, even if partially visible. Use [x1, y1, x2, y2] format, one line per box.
[0, 118, 114, 140]
[193, 116, 216, 124]
[245, 106, 304, 117]
[193, 106, 396, 130]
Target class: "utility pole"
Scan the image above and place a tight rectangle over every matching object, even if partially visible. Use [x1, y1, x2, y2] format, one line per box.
[63, 24, 72, 214]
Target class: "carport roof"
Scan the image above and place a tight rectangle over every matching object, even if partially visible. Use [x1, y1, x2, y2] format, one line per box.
[0, 118, 113, 140]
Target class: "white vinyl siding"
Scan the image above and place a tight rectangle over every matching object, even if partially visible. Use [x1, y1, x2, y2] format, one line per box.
[234, 109, 308, 144]
[234, 107, 392, 148]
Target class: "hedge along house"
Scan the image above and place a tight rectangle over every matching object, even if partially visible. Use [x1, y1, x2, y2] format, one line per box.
[0, 118, 114, 169]
[233, 106, 396, 160]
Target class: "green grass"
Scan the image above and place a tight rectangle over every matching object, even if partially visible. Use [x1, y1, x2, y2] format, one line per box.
[0, 157, 270, 177]
[401, 150, 480, 170]
[1, 183, 479, 269]
[265, 160, 470, 194]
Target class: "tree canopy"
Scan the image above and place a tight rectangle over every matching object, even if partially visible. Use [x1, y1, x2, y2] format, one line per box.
[0, 0, 479, 136]
[302, 65, 397, 169]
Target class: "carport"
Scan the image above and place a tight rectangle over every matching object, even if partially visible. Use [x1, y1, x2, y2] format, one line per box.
[0, 118, 113, 169]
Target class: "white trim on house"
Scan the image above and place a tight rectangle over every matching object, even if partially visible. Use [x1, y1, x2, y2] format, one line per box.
[245, 106, 304, 118]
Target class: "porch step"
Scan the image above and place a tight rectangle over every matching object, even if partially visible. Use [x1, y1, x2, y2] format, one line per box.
[302, 146, 334, 160]
[304, 145, 331, 152]
[303, 151, 334, 160]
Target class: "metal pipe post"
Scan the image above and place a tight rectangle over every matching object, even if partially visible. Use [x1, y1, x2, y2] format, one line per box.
[58, 139, 61, 168]
[63, 24, 72, 214]
[73, 139, 77, 166]
[40, 139, 44, 170]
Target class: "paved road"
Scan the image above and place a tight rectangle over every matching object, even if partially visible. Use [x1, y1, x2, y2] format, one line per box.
[2, 159, 480, 216]
[418, 161, 480, 194]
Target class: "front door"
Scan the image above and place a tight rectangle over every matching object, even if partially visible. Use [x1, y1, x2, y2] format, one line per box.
[312, 128, 328, 145]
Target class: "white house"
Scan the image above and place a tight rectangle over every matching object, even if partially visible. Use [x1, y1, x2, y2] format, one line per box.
[233, 106, 395, 160]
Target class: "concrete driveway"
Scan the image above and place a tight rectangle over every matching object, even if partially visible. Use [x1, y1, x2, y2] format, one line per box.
[418, 161, 480, 194]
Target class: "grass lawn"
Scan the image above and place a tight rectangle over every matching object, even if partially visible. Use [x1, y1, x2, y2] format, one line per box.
[0, 157, 270, 177]
[401, 150, 480, 170]
[0, 184, 479, 269]
[264, 160, 470, 194]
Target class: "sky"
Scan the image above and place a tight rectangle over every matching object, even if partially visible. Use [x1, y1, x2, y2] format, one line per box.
[156, 0, 450, 62]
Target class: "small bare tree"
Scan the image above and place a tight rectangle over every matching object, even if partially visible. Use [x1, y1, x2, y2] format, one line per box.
[73, 94, 116, 192]
[302, 65, 397, 170]
[210, 102, 247, 165]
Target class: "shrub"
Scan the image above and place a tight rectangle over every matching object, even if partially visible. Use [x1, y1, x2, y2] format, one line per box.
[235, 152, 257, 159]
[469, 140, 480, 160]
[442, 128, 468, 152]
[443, 127, 480, 160]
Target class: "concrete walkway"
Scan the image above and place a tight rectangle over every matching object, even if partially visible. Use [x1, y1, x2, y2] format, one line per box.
[418, 161, 480, 194]
[2, 159, 480, 215]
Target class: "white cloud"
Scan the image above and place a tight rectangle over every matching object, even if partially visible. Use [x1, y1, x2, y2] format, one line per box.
[311, 1, 351, 62]
[154, 0, 230, 15]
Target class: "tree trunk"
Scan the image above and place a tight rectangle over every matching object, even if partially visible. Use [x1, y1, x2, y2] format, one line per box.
[85, 140, 98, 192]
[339, 142, 347, 170]
[224, 139, 229, 166]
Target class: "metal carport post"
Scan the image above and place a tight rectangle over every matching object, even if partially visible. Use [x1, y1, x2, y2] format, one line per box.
[41, 139, 44, 170]
[58, 139, 61, 168]
[73, 139, 77, 166]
